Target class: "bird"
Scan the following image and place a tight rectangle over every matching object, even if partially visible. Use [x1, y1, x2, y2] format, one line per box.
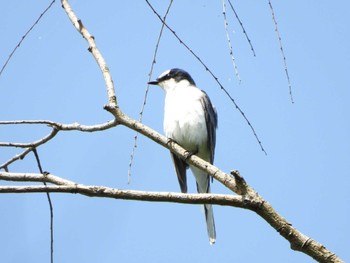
[148, 68, 218, 244]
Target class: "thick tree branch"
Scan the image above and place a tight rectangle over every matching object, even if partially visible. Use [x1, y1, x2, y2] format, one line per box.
[0, 170, 343, 262]
[0, 185, 246, 207]
[0, 172, 245, 207]
[61, 0, 117, 107]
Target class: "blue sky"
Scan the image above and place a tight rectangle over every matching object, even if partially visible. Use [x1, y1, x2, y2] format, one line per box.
[1, 1, 349, 262]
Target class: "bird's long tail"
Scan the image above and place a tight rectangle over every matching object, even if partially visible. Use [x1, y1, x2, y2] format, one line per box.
[204, 202, 216, 245]
[191, 166, 216, 244]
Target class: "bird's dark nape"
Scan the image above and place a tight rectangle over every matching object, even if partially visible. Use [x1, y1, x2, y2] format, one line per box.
[169, 68, 196, 85]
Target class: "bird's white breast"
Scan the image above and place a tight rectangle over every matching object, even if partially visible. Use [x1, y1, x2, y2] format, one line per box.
[163, 83, 208, 152]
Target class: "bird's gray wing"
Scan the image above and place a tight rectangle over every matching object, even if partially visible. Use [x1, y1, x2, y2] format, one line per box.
[200, 91, 218, 164]
[170, 152, 188, 193]
[197, 92, 217, 243]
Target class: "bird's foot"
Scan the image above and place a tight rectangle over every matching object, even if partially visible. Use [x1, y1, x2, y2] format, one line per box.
[184, 150, 197, 161]
[166, 138, 197, 161]
[166, 138, 176, 146]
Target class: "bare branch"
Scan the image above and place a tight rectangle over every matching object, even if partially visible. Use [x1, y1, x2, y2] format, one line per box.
[0, 185, 245, 208]
[0, 119, 118, 131]
[0, 170, 344, 262]
[0, 119, 118, 169]
[0, 128, 58, 169]
[61, 0, 117, 106]
[0, 171, 244, 206]
[0, 172, 76, 185]
[0, 127, 57, 148]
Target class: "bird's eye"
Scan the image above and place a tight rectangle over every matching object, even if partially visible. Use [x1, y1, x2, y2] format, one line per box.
[162, 74, 171, 81]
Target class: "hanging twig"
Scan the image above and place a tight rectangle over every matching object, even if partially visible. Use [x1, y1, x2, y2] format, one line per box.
[128, 0, 174, 184]
[32, 149, 54, 263]
[0, 0, 56, 77]
[227, 0, 256, 56]
[222, 0, 241, 83]
[268, 0, 294, 103]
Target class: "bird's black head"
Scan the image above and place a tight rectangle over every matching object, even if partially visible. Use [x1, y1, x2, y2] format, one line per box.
[148, 68, 196, 86]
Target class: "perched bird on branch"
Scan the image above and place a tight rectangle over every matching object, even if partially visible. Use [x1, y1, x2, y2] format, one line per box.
[149, 68, 217, 244]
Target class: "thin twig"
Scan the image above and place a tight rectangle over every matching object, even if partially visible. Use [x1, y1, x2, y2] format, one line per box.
[128, 0, 174, 184]
[227, 0, 256, 56]
[145, 0, 267, 155]
[0, 119, 118, 131]
[32, 149, 54, 263]
[268, 0, 294, 103]
[0, 119, 118, 168]
[222, 0, 241, 82]
[0, 128, 58, 169]
[0, 0, 56, 77]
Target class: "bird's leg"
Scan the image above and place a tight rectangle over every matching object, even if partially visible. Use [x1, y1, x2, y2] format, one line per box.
[166, 138, 197, 161]
[166, 137, 176, 146]
[184, 149, 198, 161]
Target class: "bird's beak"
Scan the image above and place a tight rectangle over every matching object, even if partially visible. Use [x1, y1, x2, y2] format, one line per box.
[148, 80, 159, 85]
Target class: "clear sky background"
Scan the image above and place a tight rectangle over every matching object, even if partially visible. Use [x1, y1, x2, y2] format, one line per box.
[1, 1, 349, 262]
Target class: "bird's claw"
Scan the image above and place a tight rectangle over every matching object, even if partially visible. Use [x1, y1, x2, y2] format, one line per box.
[166, 138, 176, 146]
[184, 150, 197, 161]
[166, 138, 196, 162]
